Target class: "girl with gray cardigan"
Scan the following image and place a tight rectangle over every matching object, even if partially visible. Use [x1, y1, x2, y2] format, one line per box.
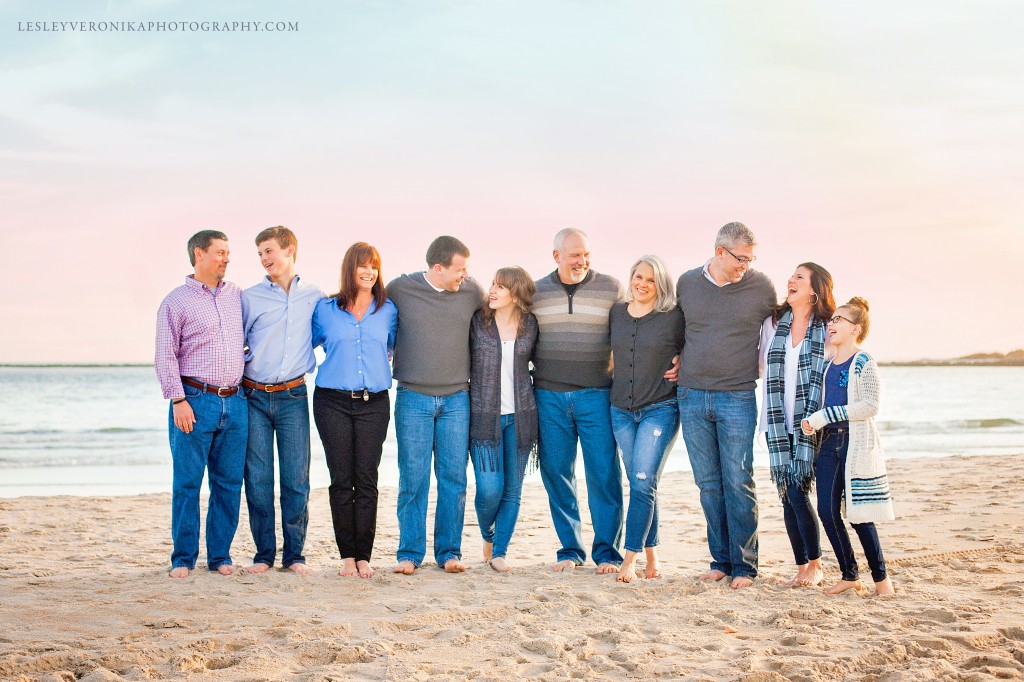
[469, 266, 539, 572]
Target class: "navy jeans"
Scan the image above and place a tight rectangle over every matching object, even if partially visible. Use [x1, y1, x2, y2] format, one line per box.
[394, 387, 470, 567]
[610, 398, 679, 553]
[781, 434, 821, 565]
[677, 387, 759, 579]
[168, 384, 247, 571]
[470, 414, 528, 560]
[816, 428, 887, 582]
[536, 387, 624, 566]
[243, 383, 311, 568]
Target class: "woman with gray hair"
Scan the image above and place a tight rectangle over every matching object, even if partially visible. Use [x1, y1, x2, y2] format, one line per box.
[609, 255, 685, 582]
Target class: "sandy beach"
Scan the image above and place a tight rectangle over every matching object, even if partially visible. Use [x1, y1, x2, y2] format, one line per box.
[2, 454, 1023, 681]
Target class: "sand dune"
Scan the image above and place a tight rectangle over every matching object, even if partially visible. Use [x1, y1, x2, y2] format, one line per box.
[2, 454, 1023, 681]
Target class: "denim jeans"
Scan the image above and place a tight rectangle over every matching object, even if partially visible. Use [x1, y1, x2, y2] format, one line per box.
[313, 387, 391, 562]
[168, 385, 247, 571]
[611, 398, 679, 553]
[470, 414, 528, 560]
[816, 428, 887, 582]
[677, 386, 759, 579]
[536, 387, 623, 566]
[394, 387, 470, 567]
[243, 383, 311, 568]
[781, 434, 821, 566]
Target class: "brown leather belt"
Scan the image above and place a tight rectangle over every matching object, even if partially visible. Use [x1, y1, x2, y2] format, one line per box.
[241, 376, 306, 393]
[182, 376, 239, 397]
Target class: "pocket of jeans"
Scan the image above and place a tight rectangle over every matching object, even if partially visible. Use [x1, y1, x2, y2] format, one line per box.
[243, 387, 255, 398]
[676, 387, 688, 401]
[183, 384, 202, 398]
[288, 384, 308, 399]
[727, 390, 755, 401]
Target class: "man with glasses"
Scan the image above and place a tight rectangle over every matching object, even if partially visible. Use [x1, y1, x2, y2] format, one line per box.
[676, 222, 776, 589]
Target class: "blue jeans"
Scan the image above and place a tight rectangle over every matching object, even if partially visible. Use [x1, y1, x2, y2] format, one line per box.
[168, 385, 247, 571]
[536, 387, 623, 566]
[610, 398, 679, 553]
[816, 428, 887, 582]
[780, 435, 821, 566]
[394, 387, 470, 567]
[243, 383, 311, 568]
[677, 387, 759, 579]
[470, 414, 528, 560]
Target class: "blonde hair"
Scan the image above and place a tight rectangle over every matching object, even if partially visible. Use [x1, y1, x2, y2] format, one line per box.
[624, 255, 676, 313]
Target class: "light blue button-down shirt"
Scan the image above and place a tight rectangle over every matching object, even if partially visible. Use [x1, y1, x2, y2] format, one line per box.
[312, 297, 397, 392]
[242, 275, 324, 383]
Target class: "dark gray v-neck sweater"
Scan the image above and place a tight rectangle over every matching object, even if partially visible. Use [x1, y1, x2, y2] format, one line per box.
[676, 266, 776, 392]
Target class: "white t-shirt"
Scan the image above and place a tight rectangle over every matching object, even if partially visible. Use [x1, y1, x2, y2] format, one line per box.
[500, 339, 516, 415]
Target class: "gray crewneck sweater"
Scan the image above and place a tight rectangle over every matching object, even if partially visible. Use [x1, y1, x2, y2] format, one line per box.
[387, 272, 483, 396]
[676, 266, 776, 392]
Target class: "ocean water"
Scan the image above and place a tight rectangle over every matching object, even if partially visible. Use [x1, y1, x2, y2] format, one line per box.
[1, 366, 1022, 497]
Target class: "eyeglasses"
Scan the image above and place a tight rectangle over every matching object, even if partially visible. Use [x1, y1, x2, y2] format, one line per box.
[721, 246, 756, 265]
[829, 315, 856, 325]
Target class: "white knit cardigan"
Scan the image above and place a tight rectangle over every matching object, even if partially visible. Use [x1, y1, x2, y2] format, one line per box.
[805, 351, 895, 524]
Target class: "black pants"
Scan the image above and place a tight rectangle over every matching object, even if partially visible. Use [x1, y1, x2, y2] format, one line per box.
[313, 387, 391, 562]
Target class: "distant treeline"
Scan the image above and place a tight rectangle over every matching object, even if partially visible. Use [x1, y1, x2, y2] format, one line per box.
[883, 350, 1024, 367]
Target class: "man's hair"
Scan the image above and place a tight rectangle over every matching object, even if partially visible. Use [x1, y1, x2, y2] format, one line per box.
[714, 222, 757, 250]
[187, 230, 228, 266]
[553, 227, 588, 252]
[425, 235, 470, 268]
[624, 255, 677, 313]
[255, 226, 298, 261]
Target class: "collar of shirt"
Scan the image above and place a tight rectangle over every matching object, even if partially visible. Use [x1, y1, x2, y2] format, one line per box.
[702, 260, 732, 288]
[259, 274, 305, 292]
[421, 272, 446, 293]
[185, 274, 226, 293]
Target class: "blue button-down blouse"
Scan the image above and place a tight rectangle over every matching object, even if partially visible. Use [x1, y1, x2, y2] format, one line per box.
[312, 297, 398, 392]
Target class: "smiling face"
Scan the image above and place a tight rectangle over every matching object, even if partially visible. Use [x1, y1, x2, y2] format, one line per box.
[257, 238, 295, 283]
[827, 307, 860, 347]
[488, 280, 515, 311]
[355, 262, 379, 293]
[554, 232, 591, 285]
[433, 253, 469, 292]
[715, 242, 755, 283]
[194, 239, 230, 282]
[786, 266, 814, 308]
[631, 262, 657, 306]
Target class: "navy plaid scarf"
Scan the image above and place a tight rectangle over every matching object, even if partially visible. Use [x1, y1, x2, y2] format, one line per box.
[765, 310, 827, 498]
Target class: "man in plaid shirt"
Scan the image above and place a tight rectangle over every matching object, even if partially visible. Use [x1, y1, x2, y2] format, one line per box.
[155, 230, 247, 579]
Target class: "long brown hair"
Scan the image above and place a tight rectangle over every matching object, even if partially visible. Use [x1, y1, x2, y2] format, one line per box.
[332, 242, 387, 314]
[772, 262, 835, 324]
[481, 266, 535, 334]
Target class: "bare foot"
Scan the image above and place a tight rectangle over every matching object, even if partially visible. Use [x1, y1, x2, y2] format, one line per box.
[287, 563, 313, 575]
[356, 560, 374, 579]
[799, 561, 824, 587]
[596, 562, 619, 575]
[730, 576, 754, 589]
[617, 561, 638, 583]
[700, 569, 728, 582]
[551, 559, 577, 573]
[489, 557, 511, 573]
[824, 579, 863, 595]
[339, 558, 359, 577]
[246, 562, 271, 574]
[392, 561, 416, 575]
[216, 564, 234, 576]
[874, 577, 895, 596]
[785, 563, 808, 587]
[644, 548, 661, 579]
[443, 559, 466, 573]
[483, 541, 493, 563]
[169, 566, 190, 579]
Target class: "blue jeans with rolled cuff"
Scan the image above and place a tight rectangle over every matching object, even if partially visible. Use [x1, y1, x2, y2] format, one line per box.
[470, 414, 528, 560]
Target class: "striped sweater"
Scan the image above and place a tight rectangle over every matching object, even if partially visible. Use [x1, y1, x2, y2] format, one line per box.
[806, 351, 895, 524]
[531, 270, 623, 392]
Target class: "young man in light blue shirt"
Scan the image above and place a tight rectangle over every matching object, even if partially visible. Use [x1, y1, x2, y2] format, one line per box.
[241, 226, 324, 574]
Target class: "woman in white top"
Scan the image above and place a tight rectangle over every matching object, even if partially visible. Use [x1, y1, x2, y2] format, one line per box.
[759, 263, 834, 588]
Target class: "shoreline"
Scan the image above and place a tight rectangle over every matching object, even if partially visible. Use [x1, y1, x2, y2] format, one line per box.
[2, 453, 1023, 679]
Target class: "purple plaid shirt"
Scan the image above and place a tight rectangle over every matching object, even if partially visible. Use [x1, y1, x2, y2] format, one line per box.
[155, 276, 245, 399]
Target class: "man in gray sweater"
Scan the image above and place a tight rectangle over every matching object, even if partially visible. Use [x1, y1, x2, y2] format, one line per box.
[388, 236, 483, 575]
[676, 222, 776, 589]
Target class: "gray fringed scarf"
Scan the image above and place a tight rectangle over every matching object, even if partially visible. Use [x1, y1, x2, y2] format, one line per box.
[469, 310, 539, 473]
[765, 310, 827, 499]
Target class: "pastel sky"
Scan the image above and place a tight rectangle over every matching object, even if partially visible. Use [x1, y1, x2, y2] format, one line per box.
[3, 1, 1022, 363]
